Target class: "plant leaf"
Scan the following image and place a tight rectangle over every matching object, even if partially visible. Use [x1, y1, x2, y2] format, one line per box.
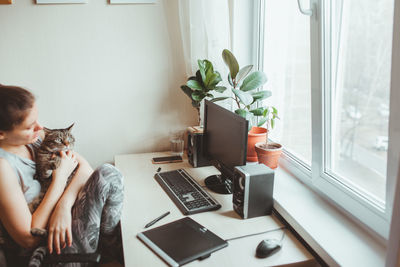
[215, 86, 227, 93]
[211, 72, 223, 88]
[251, 90, 272, 102]
[258, 117, 268, 127]
[180, 85, 193, 98]
[236, 65, 253, 84]
[271, 118, 275, 129]
[191, 91, 205, 102]
[203, 60, 214, 86]
[228, 73, 234, 87]
[206, 73, 222, 89]
[235, 108, 254, 120]
[263, 107, 270, 117]
[195, 70, 203, 84]
[222, 49, 239, 79]
[232, 89, 253, 106]
[198, 60, 207, 82]
[240, 71, 267, 92]
[272, 106, 279, 117]
[192, 100, 200, 108]
[187, 80, 204, 91]
[250, 107, 264, 116]
[188, 75, 196, 81]
[211, 96, 229, 102]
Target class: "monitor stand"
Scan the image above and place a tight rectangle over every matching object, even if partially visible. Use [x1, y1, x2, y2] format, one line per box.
[204, 175, 232, 194]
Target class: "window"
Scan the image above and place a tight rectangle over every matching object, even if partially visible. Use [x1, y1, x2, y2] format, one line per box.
[258, 0, 395, 238]
[261, 0, 312, 166]
[327, 0, 392, 206]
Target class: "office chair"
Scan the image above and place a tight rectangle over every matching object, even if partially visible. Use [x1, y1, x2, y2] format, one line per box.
[0, 229, 101, 267]
[0, 246, 101, 267]
[0, 248, 100, 267]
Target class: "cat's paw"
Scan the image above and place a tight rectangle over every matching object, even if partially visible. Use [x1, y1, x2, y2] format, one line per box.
[45, 169, 53, 178]
[31, 228, 48, 237]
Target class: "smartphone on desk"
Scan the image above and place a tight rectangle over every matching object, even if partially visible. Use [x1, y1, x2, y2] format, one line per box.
[152, 155, 183, 164]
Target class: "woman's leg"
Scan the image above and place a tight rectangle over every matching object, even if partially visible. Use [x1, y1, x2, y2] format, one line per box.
[61, 163, 124, 266]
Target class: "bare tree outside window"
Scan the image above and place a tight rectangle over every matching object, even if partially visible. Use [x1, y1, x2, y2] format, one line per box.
[262, 0, 393, 204]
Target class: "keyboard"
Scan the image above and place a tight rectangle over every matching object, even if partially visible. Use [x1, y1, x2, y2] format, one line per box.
[154, 169, 221, 215]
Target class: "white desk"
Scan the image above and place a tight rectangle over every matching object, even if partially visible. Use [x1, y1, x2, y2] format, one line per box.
[115, 152, 317, 267]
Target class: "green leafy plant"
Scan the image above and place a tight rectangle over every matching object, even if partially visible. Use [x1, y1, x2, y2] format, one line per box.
[180, 59, 227, 124]
[221, 49, 279, 134]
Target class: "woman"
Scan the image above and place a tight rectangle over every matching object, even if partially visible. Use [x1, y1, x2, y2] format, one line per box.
[0, 85, 124, 266]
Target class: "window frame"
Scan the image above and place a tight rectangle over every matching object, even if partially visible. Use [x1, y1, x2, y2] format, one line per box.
[256, 0, 398, 239]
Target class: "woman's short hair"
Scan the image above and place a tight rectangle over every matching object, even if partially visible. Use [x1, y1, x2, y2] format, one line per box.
[0, 85, 35, 131]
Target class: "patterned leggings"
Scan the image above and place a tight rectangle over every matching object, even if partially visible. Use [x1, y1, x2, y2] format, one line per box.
[30, 163, 124, 267]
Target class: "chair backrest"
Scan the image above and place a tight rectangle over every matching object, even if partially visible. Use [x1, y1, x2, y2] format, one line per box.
[0, 245, 30, 267]
[0, 247, 8, 267]
[1, 230, 101, 267]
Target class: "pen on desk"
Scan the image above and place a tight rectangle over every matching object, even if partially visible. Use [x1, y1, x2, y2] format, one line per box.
[144, 211, 170, 228]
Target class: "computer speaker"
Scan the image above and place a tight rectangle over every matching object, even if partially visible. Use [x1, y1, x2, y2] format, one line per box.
[187, 127, 211, 168]
[233, 164, 274, 219]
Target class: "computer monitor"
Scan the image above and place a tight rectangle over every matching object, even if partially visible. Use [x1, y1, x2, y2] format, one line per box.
[203, 100, 248, 194]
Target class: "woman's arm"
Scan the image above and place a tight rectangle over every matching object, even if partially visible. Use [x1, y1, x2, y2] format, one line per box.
[47, 151, 93, 254]
[56, 152, 93, 209]
[0, 157, 71, 249]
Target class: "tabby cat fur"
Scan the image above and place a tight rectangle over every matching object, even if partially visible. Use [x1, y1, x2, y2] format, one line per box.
[29, 123, 76, 213]
[28, 124, 77, 266]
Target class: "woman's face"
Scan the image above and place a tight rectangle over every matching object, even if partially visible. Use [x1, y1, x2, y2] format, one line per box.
[0, 104, 43, 146]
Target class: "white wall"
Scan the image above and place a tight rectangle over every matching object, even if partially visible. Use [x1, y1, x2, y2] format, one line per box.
[0, 0, 197, 167]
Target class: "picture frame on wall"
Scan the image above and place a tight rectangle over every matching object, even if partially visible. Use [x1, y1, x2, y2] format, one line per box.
[110, 0, 156, 3]
[0, 0, 12, 4]
[36, 0, 87, 3]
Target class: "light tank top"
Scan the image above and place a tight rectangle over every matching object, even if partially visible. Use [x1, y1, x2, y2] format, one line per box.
[0, 138, 42, 203]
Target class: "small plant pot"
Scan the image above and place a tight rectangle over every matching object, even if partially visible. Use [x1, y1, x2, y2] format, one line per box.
[247, 127, 268, 162]
[255, 142, 282, 169]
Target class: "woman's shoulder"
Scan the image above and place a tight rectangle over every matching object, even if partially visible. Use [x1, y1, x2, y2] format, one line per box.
[0, 158, 15, 179]
[0, 148, 13, 164]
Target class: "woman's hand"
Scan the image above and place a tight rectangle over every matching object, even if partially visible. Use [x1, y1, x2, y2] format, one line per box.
[47, 150, 77, 253]
[52, 150, 78, 186]
[47, 203, 73, 254]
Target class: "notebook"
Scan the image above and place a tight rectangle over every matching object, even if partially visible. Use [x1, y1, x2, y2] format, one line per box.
[137, 217, 228, 267]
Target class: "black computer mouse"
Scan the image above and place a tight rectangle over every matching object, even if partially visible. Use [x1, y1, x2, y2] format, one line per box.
[255, 238, 282, 258]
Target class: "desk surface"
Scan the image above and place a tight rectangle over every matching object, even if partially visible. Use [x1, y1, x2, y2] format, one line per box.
[115, 152, 316, 267]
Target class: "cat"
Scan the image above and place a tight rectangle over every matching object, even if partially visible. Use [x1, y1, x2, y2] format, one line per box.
[27, 124, 77, 266]
[28, 123, 77, 213]
[28, 228, 48, 267]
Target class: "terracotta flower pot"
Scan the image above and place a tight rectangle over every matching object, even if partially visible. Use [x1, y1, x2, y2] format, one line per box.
[247, 127, 268, 162]
[255, 142, 282, 169]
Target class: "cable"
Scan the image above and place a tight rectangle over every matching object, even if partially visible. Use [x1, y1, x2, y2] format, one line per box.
[225, 226, 286, 242]
[278, 229, 286, 243]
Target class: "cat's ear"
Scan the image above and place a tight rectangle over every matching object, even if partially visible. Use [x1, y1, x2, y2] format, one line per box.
[43, 127, 51, 134]
[66, 123, 75, 131]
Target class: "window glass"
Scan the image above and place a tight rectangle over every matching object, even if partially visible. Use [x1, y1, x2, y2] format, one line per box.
[327, 0, 393, 203]
[262, 0, 312, 165]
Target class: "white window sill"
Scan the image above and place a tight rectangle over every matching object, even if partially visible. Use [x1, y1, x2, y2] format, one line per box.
[273, 167, 386, 267]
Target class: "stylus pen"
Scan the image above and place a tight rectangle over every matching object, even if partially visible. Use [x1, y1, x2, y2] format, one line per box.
[144, 211, 170, 228]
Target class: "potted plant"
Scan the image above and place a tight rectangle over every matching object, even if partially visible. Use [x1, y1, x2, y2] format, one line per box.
[254, 107, 282, 169]
[180, 59, 227, 126]
[221, 49, 281, 164]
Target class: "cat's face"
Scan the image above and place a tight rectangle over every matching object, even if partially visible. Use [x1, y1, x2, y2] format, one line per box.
[43, 123, 75, 151]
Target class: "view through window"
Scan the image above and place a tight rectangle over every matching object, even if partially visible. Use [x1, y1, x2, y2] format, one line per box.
[261, 0, 393, 205]
[327, 0, 393, 204]
[262, 0, 312, 166]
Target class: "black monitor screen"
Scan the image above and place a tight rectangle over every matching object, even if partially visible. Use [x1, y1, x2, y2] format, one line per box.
[203, 100, 248, 194]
